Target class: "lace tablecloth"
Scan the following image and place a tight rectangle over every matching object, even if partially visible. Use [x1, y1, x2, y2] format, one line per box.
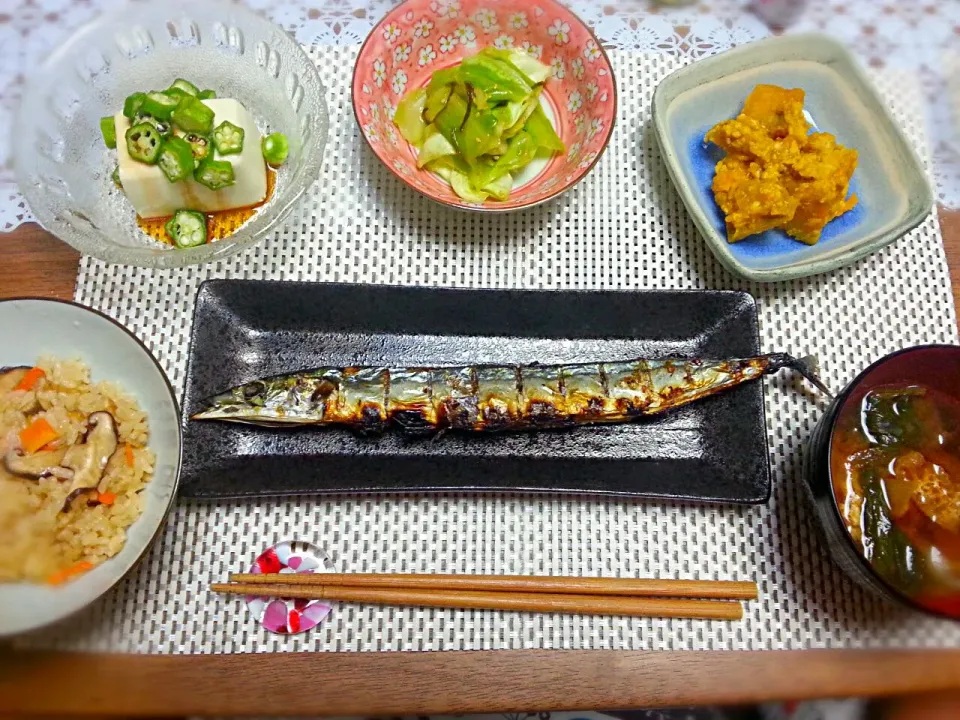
[1, 0, 959, 232]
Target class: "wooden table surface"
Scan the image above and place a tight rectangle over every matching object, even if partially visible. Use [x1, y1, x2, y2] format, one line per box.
[2, 211, 960, 715]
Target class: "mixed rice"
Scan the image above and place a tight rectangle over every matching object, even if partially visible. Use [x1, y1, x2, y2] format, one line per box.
[0, 358, 154, 584]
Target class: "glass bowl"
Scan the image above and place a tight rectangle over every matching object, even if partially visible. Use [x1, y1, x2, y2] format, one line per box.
[13, 0, 328, 268]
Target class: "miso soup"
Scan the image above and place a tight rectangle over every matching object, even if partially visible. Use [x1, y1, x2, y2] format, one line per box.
[830, 383, 960, 617]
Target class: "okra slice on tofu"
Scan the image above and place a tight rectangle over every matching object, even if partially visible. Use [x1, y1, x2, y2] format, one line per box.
[124, 122, 163, 165]
[194, 158, 235, 190]
[164, 209, 208, 248]
[157, 136, 196, 183]
[141, 91, 180, 120]
[133, 113, 172, 137]
[171, 95, 215, 135]
[168, 78, 200, 97]
[182, 132, 211, 164]
[99, 116, 116, 148]
[212, 120, 244, 155]
[122, 92, 146, 119]
[261, 132, 289, 167]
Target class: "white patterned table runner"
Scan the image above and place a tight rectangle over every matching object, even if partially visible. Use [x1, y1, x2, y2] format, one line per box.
[16, 48, 960, 654]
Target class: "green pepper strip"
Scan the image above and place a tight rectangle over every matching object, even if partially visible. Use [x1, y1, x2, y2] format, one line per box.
[125, 123, 163, 165]
[122, 92, 145, 119]
[164, 209, 208, 248]
[158, 136, 196, 183]
[171, 95, 215, 134]
[212, 120, 244, 155]
[169, 78, 200, 97]
[99, 116, 117, 148]
[261, 132, 289, 166]
[197, 89, 217, 100]
[141, 91, 180, 120]
[194, 158, 235, 190]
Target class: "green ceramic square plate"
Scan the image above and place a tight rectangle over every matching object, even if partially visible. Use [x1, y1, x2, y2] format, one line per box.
[652, 33, 933, 283]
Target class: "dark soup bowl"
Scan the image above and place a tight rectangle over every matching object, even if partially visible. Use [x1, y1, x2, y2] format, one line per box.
[805, 344, 960, 620]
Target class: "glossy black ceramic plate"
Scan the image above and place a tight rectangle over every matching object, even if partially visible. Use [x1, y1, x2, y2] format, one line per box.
[179, 280, 769, 503]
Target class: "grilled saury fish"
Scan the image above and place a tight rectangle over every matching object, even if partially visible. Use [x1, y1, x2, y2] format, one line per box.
[192, 353, 828, 435]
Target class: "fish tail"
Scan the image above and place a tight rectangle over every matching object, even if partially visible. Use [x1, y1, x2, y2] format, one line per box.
[762, 353, 832, 397]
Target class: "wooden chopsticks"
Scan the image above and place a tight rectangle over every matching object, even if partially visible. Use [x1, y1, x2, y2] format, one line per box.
[228, 572, 757, 599]
[212, 573, 757, 621]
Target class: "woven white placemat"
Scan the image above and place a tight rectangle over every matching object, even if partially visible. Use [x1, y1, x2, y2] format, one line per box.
[18, 48, 960, 653]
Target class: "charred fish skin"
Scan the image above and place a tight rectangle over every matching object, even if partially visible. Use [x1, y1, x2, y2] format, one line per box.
[192, 353, 827, 433]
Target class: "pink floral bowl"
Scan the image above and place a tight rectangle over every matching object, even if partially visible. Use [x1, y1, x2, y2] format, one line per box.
[352, 0, 617, 212]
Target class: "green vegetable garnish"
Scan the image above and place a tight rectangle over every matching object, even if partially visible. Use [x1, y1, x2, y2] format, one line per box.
[141, 91, 180, 120]
[164, 209, 208, 248]
[111, 166, 122, 188]
[171, 95, 215, 134]
[163, 88, 186, 107]
[133, 113, 172, 137]
[157, 136, 196, 183]
[99, 116, 116, 149]
[169, 78, 200, 97]
[394, 48, 565, 203]
[183, 132, 211, 164]
[124, 122, 163, 165]
[122, 92, 146, 119]
[197, 89, 217, 100]
[212, 120, 244, 155]
[194, 157, 235, 190]
[261, 133, 289, 167]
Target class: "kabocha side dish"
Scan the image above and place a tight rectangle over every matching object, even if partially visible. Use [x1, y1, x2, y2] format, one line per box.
[101, 78, 289, 248]
[831, 383, 960, 617]
[193, 352, 829, 434]
[706, 84, 859, 245]
[0, 360, 154, 584]
[393, 48, 565, 203]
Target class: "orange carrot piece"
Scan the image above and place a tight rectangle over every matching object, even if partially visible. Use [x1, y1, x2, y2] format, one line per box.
[13, 367, 45, 392]
[97, 491, 117, 506]
[47, 560, 94, 585]
[124, 444, 135, 467]
[19, 417, 59, 454]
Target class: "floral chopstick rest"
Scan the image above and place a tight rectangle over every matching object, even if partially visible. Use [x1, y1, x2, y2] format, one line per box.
[245, 540, 335, 634]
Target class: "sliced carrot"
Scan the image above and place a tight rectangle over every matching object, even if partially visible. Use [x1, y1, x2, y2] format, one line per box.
[13, 367, 45, 392]
[19, 417, 59, 454]
[124, 444, 135, 468]
[97, 491, 117, 506]
[47, 560, 94, 585]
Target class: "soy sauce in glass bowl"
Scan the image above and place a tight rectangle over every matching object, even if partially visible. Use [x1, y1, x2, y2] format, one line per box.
[805, 345, 960, 619]
[13, 0, 328, 268]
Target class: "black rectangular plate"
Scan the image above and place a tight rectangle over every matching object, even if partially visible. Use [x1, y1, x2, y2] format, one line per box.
[179, 280, 770, 503]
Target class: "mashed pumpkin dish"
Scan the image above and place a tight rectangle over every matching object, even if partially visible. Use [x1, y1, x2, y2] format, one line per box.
[705, 84, 858, 245]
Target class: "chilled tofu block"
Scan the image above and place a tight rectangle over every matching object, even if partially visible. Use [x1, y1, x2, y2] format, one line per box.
[115, 99, 267, 219]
